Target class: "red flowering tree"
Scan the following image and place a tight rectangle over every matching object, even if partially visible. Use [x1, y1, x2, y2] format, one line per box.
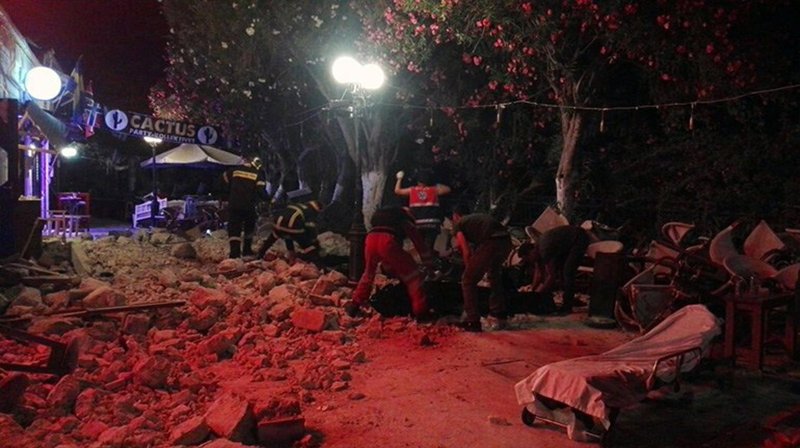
[363, 0, 762, 218]
[153, 0, 425, 224]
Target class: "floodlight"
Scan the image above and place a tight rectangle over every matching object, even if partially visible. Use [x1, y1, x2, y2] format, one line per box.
[60, 145, 78, 158]
[359, 63, 385, 90]
[332, 56, 361, 84]
[24, 67, 63, 101]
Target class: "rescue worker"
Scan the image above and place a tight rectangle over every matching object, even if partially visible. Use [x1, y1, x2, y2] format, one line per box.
[518, 225, 591, 314]
[223, 156, 267, 258]
[347, 206, 435, 320]
[257, 195, 323, 262]
[451, 204, 512, 332]
[394, 170, 451, 253]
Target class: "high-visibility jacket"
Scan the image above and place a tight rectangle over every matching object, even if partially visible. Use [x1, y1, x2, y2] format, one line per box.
[407, 186, 441, 228]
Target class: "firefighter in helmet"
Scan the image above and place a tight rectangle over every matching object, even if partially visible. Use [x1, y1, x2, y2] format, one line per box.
[223, 156, 267, 258]
[257, 189, 324, 262]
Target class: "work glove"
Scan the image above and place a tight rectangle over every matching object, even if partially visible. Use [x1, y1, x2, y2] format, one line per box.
[396, 171, 405, 179]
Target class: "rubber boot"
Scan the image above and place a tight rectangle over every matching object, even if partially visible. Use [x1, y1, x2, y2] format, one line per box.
[229, 240, 241, 258]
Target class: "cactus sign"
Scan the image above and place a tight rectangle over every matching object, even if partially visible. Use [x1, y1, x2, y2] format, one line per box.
[104, 109, 221, 146]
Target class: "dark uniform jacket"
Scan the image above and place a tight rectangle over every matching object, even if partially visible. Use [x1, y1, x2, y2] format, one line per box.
[370, 207, 433, 263]
[223, 164, 267, 211]
[452, 213, 509, 245]
[273, 201, 322, 235]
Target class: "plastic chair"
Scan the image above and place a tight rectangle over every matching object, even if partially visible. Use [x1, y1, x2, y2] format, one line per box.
[743, 220, 785, 262]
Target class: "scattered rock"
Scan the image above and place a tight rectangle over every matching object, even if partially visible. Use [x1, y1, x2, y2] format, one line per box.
[81, 286, 126, 308]
[257, 416, 306, 445]
[169, 416, 210, 445]
[47, 374, 82, 411]
[291, 308, 327, 332]
[132, 356, 172, 389]
[27, 317, 81, 335]
[171, 242, 197, 259]
[205, 393, 255, 443]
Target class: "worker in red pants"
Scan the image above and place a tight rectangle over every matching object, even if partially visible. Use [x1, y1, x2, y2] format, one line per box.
[347, 207, 435, 320]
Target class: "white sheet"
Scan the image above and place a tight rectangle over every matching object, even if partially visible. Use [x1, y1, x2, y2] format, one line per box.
[515, 305, 721, 431]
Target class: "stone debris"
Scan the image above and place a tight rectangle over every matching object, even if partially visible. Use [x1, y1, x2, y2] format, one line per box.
[0, 231, 446, 447]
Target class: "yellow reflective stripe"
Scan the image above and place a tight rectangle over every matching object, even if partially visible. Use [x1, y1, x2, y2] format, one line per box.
[232, 170, 258, 181]
[229, 237, 242, 242]
[287, 206, 303, 228]
[274, 217, 305, 233]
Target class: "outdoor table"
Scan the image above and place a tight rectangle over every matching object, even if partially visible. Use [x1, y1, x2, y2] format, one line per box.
[723, 290, 798, 370]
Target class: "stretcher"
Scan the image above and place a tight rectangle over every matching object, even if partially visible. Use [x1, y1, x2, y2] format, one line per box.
[515, 304, 721, 444]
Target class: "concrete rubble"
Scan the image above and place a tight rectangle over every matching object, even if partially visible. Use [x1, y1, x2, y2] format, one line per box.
[0, 229, 443, 447]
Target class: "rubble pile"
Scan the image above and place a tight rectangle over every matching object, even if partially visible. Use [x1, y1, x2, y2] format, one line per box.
[0, 230, 451, 447]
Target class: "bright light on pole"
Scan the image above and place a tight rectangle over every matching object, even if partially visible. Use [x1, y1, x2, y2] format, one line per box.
[359, 63, 385, 90]
[60, 145, 78, 158]
[331, 56, 361, 85]
[143, 136, 163, 145]
[332, 56, 385, 90]
[24, 66, 63, 101]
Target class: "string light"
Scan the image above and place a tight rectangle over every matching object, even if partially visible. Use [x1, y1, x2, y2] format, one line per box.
[376, 82, 800, 113]
[287, 82, 800, 133]
[495, 104, 504, 125]
[599, 108, 606, 133]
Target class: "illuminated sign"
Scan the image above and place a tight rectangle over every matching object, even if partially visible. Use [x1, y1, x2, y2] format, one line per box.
[103, 109, 221, 145]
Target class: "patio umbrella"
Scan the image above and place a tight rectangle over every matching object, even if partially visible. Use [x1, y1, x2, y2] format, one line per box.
[140, 143, 243, 169]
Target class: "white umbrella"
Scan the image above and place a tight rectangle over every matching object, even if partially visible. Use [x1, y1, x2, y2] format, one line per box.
[140, 143, 243, 169]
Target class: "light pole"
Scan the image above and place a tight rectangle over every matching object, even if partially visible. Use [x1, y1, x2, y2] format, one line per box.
[144, 136, 162, 223]
[331, 56, 385, 281]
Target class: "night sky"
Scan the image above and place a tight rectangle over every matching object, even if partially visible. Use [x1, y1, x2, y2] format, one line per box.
[2, 0, 168, 112]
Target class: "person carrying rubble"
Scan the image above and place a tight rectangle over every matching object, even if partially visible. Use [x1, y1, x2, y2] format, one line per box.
[346, 206, 436, 321]
[256, 189, 323, 263]
[223, 156, 268, 258]
[451, 204, 512, 332]
[394, 169, 451, 253]
[517, 225, 591, 315]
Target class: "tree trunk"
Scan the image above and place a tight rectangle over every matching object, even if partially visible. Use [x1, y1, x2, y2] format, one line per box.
[361, 170, 386, 228]
[555, 111, 583, 220]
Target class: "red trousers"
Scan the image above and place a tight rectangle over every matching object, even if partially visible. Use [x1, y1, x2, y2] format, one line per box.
[352, 232, 428, 316]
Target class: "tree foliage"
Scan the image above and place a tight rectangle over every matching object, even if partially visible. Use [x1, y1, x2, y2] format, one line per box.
[361, 0, 791, 219]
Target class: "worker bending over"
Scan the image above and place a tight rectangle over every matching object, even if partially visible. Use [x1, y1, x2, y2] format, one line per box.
[257, 199, 323, 262]
[518, 225, 591, 314]
[347, 207, 435, 320]
[451, 204, 512, 332]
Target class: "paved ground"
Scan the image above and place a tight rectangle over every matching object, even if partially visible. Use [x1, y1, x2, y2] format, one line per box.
[75, 221, 800, 447]
[301, 311, 800, 448]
